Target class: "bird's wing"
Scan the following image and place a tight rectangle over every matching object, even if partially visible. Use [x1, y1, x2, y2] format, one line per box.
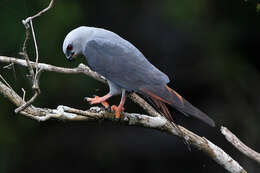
[84, 38, 169, 91]
[84, 37, 215, 127]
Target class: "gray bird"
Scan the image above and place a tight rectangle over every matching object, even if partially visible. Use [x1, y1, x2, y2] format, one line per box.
[63, 26, 215, 127]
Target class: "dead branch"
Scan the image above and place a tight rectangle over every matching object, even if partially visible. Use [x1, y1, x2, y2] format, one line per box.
[221, 126, 260, 164]
[0, 0, 252, 172]
[22, 0, 54, 25]
[0, 56, 157, 116]
[15, 0, 54, 114]
[0, 56, 247, 173]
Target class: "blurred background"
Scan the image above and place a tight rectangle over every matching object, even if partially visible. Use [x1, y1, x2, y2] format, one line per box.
[0, 0, 260, 172]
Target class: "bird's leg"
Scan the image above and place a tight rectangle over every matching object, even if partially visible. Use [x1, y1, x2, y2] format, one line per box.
[111, 89, 126, 118]
[85, 93, 111, 108]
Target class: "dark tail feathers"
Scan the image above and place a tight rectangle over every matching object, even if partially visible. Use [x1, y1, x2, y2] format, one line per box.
[140, 85, 215, 127]
[165, 86, 215, 127]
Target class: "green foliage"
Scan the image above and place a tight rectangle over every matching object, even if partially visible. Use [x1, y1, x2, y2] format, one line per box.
[257, 3, 260, 12]
[163, 0, 208, 25]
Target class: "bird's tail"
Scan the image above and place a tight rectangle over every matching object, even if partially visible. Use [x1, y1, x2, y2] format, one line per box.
[140, 85, 215, 127]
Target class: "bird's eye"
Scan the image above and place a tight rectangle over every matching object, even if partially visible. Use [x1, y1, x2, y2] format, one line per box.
[67, 44, 73, 51]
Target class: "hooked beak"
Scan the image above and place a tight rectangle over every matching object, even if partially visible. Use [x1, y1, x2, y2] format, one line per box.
[67, 52, 76, 62]
[68, 56, 75, 62]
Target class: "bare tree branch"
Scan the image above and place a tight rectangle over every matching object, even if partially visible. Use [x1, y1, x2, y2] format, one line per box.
[20, 25, 34, 77]
[0, 56, 247, 173]
[221, 126, 260, 164]
[0, 74, 13, 90]
[15, 24, 41, 114]
[0, 56, 158, 116]
[15, 91, 38, 113]
[0, 0, 253, 172]
[22, 0, 54, 25]
[15, 0, 54, 114]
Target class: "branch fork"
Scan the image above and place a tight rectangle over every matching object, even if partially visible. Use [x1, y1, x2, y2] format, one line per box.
[14, 0, 54, 113]
[1, 0, 259, 172]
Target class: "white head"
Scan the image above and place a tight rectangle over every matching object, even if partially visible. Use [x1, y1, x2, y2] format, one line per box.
[62, 26, 93, 61]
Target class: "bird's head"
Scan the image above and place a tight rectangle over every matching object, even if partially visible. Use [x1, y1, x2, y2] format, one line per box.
[63, 26, 93, 61]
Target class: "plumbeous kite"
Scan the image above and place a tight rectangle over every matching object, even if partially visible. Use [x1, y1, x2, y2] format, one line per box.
[63, 26, 215, 127]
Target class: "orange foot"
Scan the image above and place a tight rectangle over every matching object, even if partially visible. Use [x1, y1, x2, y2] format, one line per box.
[111, 105, 125, 118]
[86, 96, 109, 108]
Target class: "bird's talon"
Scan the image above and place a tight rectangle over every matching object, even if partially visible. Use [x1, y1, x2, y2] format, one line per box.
[101, 101, 109, 109]
[84, 97, 90, 102]
[111, 105, 117, 111]
[111, 105, 123, 118]
[85, 96, 110, 108]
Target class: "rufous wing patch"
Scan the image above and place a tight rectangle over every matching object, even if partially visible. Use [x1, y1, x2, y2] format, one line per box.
[150, 97, 173, 122]
[140, 88, 171, 105]
[166, 85, 184, 104]
[139, 88, 173, 121]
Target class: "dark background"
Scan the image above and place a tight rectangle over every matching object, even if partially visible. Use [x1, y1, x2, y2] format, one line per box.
[0, 0, 260, 172]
